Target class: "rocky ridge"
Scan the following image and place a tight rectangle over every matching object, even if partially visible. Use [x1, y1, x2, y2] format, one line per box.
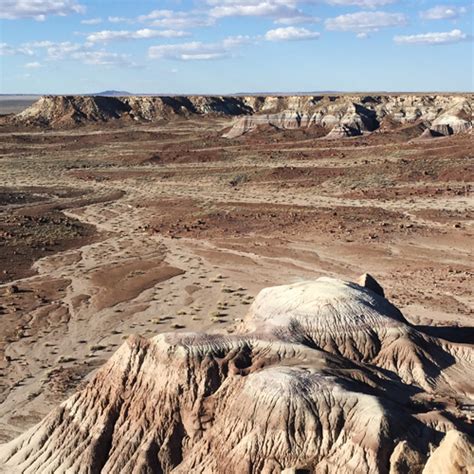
[0, 275, 472, 473]
[9, 95, 252, 128]
[4, 94, 473, 140]
[223, 95, 473, 139]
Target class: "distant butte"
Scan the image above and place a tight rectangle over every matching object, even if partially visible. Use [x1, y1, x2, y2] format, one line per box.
[2, 94, 472, 140]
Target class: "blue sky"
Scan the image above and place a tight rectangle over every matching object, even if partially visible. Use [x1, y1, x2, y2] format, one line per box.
[1, 0, 473, 93]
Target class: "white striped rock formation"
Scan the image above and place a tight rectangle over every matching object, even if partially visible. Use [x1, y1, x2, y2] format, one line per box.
[4, 94, 472, 141]
[223, 95, 473, 139]
[0, 276, 472, 473]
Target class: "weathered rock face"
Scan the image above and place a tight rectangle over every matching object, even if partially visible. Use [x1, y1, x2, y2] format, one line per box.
[0, 276, 473, 473]
[324, 124, 358, 139]
[224, 94, 473, 139]
[11, 95, 254, 127]
[423, 430, 474, 474]
[6, 94, 473, 141]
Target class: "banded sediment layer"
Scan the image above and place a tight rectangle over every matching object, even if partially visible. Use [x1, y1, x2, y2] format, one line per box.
[1, 276, 472, 473]
[4, 94, 472, 140]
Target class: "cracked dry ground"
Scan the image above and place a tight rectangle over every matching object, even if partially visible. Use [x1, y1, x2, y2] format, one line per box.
[0, 119, 472, 442]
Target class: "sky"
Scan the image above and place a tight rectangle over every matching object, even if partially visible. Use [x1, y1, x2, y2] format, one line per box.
[0, 0, 473, 94]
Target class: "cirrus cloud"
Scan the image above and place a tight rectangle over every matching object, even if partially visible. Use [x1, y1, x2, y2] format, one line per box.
[274, 14, 320, 25]
[420, 5, 467, 21]
[394, 28, 469, 45]
[81, 18, 102, 25]
[0, 43, 34, 56]
[24, 61, 42, 68]
[72, 51, 135, 66]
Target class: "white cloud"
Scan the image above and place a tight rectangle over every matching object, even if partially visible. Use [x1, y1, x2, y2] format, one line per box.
[43, 42, 85, 60]
[81, 17, 102, 25]
[265, 26, 320, 41]
[420, 5, 467, 21]
[207, 0, 397, 18]
[208, 0, 304, 19]
[149, 36, 250, 60]
[72, 51, 134, 66]
[8, 39, 139, 68]
[140, 0, 394, 27]
[138, 9, 213, 29]
[24, 61, 42, 68]
[86, 29, 189, 44]
[1, 0, 84, 20]
[394, 28, 469, 45]
[128, 28, 189, 39]
[325, 0, 396, 7]
[210, 4, 271, 17]
[44, 42, 134, 66]
[0, 43, 34, 55]
[325, 11, 407, 33]
[22, 40, 54, 48]
[274, 14, 320, 25]
[108, 16, 131, 23]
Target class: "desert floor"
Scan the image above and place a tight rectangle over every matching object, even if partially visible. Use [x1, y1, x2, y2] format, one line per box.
[0, 96, 42, 116]
[0, 118, 472, 441]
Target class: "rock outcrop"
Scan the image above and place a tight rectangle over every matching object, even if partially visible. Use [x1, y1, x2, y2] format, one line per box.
[423, 430, 474, 474]
[224, 94, 473, 139]
[11, 95, 253, 127]
[1, 275, 472, 473]
[324, 124, 358, 139]
[358, 272, 385, 297]
[5, 94, 473, 141]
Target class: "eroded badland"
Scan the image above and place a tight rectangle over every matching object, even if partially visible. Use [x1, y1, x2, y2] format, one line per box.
[0, 94, 472, 473]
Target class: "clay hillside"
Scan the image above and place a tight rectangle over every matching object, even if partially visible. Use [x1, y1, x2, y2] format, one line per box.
[3, 94, 473, 139]
[1, 275, 473, 473]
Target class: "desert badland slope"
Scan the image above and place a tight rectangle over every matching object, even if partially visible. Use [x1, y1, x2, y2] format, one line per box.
[4, 94, 473, 140]
[1, 275, 473, 473]
[0, 94, 472, 473]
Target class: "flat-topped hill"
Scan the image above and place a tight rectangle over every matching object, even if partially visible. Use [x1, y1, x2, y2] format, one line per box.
[3, 94, 472, 139]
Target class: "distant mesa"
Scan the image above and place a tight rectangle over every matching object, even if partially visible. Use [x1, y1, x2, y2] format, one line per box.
[5, 95, 253, 128]
[1, 275, 472, 473]
[92, 90, 133, 97]
[1, 93, 472, 141]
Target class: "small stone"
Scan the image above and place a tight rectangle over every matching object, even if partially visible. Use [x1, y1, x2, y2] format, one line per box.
[6, 284, 19, 295]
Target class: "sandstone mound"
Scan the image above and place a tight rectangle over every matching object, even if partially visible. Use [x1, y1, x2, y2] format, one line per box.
[0, 276, 473, 473]
[243, 277, 473, 392]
